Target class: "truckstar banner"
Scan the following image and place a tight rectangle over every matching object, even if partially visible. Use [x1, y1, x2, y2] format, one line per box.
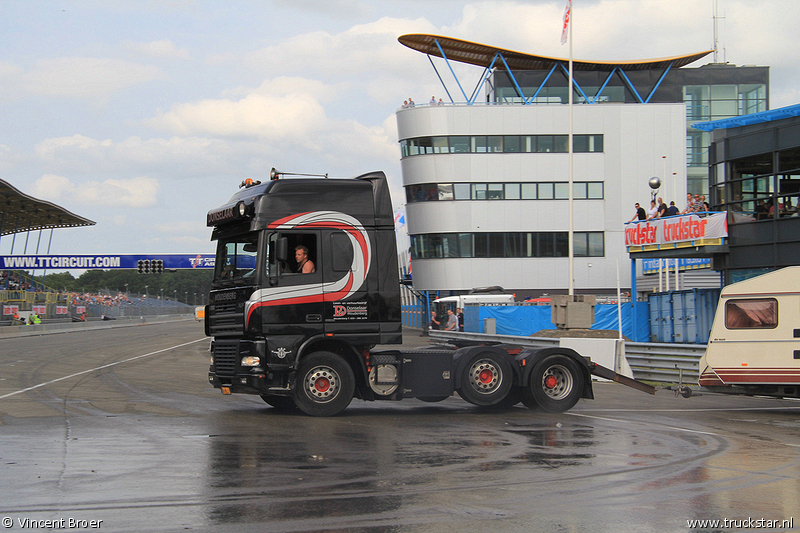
[0, 254, 215, 270]
[625, 213, 727, 249]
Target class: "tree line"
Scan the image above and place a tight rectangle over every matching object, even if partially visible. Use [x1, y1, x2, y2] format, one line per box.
[30, 269, 213, 306]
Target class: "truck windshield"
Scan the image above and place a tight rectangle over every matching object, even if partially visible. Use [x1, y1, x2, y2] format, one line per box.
[214, 235, 259, 283]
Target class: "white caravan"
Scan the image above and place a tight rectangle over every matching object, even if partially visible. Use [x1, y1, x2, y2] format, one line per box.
[698, 266, 800, 399]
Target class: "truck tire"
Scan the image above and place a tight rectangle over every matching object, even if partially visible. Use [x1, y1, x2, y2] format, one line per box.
[456, 352, 513, 407]
[260, 395, 297, 411]
[293, 352, 355, 417]
[417, 396, 449, 403]
[492, 386, 523, 410]
[523, 354, 584, 413]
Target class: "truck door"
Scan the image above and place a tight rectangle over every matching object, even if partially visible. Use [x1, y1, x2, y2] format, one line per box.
[260, 231, 324, 337]
[322, 229, 377, 336]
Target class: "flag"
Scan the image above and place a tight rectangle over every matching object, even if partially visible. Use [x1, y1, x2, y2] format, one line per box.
[561, 0, 571, 45]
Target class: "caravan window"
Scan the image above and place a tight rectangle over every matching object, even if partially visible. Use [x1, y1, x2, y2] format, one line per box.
[724, 298, 778, 329]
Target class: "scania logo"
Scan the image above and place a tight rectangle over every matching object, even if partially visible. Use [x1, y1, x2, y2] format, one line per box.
[214, 292, 237, 302]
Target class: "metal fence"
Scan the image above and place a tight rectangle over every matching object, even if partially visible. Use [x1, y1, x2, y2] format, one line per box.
[427, 329, 704, 384]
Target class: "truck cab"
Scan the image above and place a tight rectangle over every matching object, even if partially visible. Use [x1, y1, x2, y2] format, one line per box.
[205, 172, 403, 414]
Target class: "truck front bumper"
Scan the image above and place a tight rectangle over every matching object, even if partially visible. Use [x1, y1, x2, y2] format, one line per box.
[209, 338, 291, 395]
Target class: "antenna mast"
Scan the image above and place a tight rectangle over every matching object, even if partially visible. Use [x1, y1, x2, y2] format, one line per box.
[712, 0, 725, 63]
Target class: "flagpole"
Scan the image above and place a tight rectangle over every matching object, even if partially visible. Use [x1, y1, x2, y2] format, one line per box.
[567, 1, 574, 296]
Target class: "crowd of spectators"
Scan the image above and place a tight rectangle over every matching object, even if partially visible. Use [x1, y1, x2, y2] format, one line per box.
[69, 292, 133, 307]
[0, 272, 37, 291]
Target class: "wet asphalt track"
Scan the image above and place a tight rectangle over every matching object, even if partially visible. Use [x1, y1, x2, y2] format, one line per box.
[1, 320, 799, 533]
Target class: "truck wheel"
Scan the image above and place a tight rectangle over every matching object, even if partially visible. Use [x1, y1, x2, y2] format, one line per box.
[456, 352, 513, 407]
[260, 395, 297, 411]
[293, 352, 355, 417]
[525, 355, 584, 413]
[492, 386, 523, 410]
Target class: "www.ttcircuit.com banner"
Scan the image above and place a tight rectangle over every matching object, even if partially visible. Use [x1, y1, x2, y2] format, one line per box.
[0, 254, 215, 270]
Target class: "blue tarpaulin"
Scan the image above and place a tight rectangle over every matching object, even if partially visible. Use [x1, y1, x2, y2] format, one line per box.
[464, 303, 651, 342]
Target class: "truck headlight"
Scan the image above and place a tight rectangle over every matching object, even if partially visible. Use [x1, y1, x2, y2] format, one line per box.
[241, 356, 261, 367]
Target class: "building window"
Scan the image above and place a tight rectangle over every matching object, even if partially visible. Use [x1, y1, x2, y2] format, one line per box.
[405, 182, 604, 203]
[521, 183, 537, 199]
[400, 134, 604, 158]
[454, 183, 471, 200]
[409, 232, 605, 259]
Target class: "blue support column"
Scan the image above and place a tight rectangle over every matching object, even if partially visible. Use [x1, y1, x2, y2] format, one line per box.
[433, 39, 470, 103]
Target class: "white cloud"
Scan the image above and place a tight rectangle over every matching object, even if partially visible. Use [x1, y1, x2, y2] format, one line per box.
[32, 174, 160, 208]
[143, 77, 330, 140]
[32, 174, 75, 201]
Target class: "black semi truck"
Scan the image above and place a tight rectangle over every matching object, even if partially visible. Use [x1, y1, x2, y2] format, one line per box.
[204, 170, 653, 416]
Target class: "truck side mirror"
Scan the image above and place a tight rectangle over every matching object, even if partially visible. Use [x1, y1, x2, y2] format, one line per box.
[275, 237, 288, 263]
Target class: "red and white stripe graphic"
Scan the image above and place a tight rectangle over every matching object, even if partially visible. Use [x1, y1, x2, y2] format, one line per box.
[245, 211, 372, 327]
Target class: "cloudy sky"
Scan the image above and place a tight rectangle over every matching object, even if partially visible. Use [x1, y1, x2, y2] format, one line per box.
[1, 0, 798, 267]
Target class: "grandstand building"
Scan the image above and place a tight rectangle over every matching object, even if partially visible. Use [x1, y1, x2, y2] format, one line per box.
[396, 34, 769, 295]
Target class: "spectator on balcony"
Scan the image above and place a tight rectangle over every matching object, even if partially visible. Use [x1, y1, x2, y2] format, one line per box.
[628, 203, 646, 223]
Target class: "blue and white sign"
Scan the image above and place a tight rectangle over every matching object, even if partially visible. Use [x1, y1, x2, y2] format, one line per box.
[0, 254, 215, 270]
[641, 257, 711, 275]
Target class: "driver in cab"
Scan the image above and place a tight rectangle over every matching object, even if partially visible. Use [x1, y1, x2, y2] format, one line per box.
[295, 245, 316, 273]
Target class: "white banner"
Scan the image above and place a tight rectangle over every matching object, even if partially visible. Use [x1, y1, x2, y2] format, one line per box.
[625, 212, 727, 248]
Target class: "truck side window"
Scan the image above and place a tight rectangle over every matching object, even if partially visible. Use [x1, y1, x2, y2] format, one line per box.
[274, 233, 318, 276]
[725, 298, 778, 329]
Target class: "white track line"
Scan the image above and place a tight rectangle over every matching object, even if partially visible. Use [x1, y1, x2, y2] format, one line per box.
[0, 338, 208, 400]
[567, 412, 721, 436]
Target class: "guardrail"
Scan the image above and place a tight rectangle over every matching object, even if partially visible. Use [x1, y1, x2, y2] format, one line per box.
[0, 313, 196, 339]
[427, 329, 704, 384]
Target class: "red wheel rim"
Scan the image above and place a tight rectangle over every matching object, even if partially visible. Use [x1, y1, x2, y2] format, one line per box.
[479, 369, 494, 384]
[544, 375, 558, 389]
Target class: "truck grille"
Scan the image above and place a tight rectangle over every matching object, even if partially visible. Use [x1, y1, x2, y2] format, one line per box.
[213, 342, 239, 376]
[214, 302, 236, 314]
[208, 301, 244, 336]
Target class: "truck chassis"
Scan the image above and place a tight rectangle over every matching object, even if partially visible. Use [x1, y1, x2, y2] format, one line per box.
[208, 341, 654, 417]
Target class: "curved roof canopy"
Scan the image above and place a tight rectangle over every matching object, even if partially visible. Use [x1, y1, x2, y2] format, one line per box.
[398, 34, 713, 72]
[692, 103, 800, 132]
[0, 179, 95, 237]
